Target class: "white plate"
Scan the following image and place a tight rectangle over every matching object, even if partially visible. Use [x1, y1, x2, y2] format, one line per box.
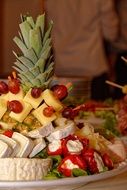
[0, 160, 127, 190]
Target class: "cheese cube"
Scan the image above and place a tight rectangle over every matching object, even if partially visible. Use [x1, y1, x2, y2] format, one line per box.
[9, 87, 24, 101]
[9, 101, 33, 122]
[42, 89, 63, 111]
[32, 103, 56, 125]
[0, 93, 9, 101]
[24, 88, 43, 109]
[0, 99, 7, 119]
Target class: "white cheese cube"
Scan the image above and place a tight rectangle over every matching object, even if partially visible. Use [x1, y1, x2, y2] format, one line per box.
[29, 138, 46, 158]
[24, 88, 43, 109]
[0, 99, 7, 119]
[9, 101, 33, 122]
[0, 140, 12, 157]
[47, 121, 76, 142]
[32, 103, 56, 125]
[12, 132, 34, 157]
[0, 134, 19, 157]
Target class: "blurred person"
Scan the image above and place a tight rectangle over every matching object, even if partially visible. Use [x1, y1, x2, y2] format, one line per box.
[44, 0, 119, 100]
[107, 0, 127, 99]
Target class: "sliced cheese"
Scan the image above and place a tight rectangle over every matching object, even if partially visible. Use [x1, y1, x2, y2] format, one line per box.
[29, 138, 46, 158]
[47, 120, 76, 142]
[0, 134, 19, 157]
[26, 123, 54, 138]
[12, 132, 34, 157]
[0, 140, 12, 158]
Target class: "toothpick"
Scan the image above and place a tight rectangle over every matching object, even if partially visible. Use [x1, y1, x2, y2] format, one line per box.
[121, 56, 127, 63]
[106, 80, 123, 89]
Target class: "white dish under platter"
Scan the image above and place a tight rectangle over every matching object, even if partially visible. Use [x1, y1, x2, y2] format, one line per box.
[0, 160, 127, 190]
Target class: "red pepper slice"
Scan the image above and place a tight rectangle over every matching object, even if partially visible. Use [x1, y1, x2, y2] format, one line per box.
[47, 140, 63, 156]
[102, 153, 114, 170]
[82, 148, 99, 174]
[3, 130, 13, 138]
[58, 154, 87, 177]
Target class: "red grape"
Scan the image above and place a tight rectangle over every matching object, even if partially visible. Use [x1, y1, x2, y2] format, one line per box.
[0, 81, 9, 94]
[51, 85, 68, 100]
[7, 100, 23, 113]
[43, 106, 55, 117]
[62, 107, 73, 119]
[31, 88, 42, 98]
[62, 107, 79, 119]
[8, 78, 20, 94]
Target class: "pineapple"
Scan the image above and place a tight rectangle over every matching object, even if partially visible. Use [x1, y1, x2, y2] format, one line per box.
[6, 14, 55, 123]
[0, 13, 65, 133]
[13, 14, 54, 92]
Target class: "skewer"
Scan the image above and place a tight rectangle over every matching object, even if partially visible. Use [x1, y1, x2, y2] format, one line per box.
[121, 56, 127, 63]
[105, 80, 123, 89]
[95, 107, 115, 111]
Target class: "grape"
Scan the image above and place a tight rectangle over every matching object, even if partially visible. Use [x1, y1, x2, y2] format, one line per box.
[31, 88, 42, 98]
[62, 106, 79, 119]
[0, 81, 9, 94]
[7, 100, 23, 113]
[43, 106, 55, 117]
[8, 78, 20, 94]
[51, 84, 68, 100]
[62, 107, 73, 119]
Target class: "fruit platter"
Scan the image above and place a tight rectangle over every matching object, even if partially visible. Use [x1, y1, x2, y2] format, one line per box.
[0, 13, 127, 189]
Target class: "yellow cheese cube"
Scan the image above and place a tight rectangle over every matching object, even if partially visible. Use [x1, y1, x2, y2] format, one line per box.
[42, 89, 63, 111]
[0, 99, 7, 119]
[24, 88, 43, 109]
[9, 101, 33, 122]
[32, 103, 56, 125]
[9, 87, 24, 101]
[0, 93, 9, 101]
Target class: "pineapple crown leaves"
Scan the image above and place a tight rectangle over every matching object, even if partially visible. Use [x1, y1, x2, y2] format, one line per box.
[13, 13, 54, 92]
